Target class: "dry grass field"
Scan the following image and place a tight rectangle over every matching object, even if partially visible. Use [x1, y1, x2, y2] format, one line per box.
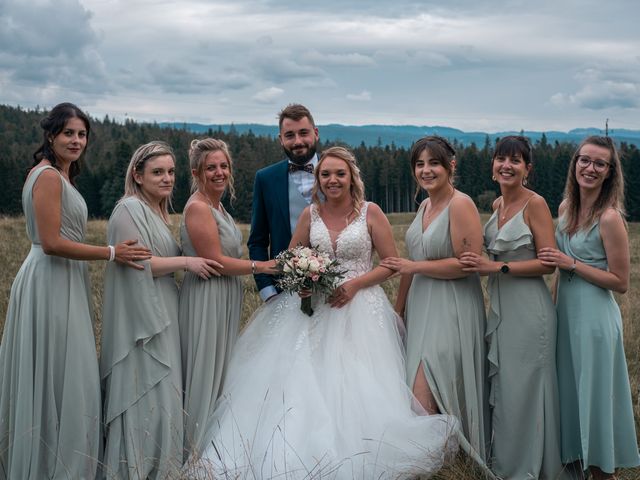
[0, 213, 638, 479]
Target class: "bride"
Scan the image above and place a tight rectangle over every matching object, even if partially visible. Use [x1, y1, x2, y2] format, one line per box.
[191, 146, 458, 479]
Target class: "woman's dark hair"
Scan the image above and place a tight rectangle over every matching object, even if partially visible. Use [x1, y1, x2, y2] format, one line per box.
[31, 102, 91, 184]
[493, 135, 533, 165]
[409, 135, 456, 200]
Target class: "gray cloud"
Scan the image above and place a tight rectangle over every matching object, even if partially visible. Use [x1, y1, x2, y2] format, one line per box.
[1, 0, 639, 130]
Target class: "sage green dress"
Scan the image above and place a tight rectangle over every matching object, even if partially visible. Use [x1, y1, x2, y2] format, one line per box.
[100, 196, 183, 479]
[556, 216, 640, 473]
[404, 201, 490, 467]
[179, 204, 243, 458]
[0, 166, 101, 479]
[484, 205, 563, 479]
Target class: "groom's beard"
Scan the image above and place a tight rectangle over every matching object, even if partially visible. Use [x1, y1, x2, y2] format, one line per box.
[283, 141, 318, 166]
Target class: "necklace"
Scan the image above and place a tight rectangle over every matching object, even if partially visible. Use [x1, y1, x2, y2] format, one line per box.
[424, 188, 455, 222]
[199, 191, 224, 214]
[500, 193, 532, 221]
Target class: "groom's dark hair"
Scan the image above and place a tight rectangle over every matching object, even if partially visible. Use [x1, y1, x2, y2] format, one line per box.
[278, 104, 315, 130]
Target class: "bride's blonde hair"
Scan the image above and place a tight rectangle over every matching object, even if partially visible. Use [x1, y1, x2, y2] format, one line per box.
[312, 146, 365, 216]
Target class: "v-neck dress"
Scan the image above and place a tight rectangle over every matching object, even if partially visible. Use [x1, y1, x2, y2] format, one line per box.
[555, 216, 640, 472]
[179, 204, 243, 458]
[404, 200, 490, 465]
[484, 205, 564, 479]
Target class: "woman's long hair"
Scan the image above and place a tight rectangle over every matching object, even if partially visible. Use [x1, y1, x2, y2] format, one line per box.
[31, 102, 91, 184]
[562, 135, 625, 234]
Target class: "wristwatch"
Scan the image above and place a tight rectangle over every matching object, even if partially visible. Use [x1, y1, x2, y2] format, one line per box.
[500, 262, 510, 274]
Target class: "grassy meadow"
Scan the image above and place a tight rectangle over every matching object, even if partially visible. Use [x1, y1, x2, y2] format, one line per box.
[0, 213, 638, 479]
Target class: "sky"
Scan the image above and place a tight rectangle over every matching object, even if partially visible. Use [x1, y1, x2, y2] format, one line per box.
[1, 0, 639, 132]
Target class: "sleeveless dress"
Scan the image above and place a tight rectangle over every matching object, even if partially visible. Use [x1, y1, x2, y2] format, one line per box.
[192, 202, 458, 479]
[100, 196, 183, 479]
[179, 204, 244, 458]
[484, 204, 564, 479]
[556, 216, 640, 473]
[0, 166, 101, 479]
[404, 201, 490, 466]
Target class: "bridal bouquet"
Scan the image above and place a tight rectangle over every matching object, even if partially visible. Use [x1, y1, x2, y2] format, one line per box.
[275, 245, 345, 316]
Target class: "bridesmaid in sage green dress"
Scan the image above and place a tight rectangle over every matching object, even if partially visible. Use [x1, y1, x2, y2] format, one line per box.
[539, 136, 640, 480]
[461, 136, 564, 479]
[381, 136, 491, 473]
[100, 141, 221, 479]
[179, 138, 275, 458]
[0, 103, 150, 479]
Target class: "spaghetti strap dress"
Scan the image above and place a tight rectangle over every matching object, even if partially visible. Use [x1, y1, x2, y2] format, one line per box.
[404, 200, 490, 467]
[179, 204, 243, 457]
[484, 204, 564, 479]
[556, 215, 640, 473]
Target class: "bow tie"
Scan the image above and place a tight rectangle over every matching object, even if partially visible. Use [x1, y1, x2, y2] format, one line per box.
[288, 163, 314, 174]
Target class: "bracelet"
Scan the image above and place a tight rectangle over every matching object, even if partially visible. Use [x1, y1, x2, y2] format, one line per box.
[568, 257, 576, 282]
[251, 260, 257, 275]
[108, 245, 116, 262]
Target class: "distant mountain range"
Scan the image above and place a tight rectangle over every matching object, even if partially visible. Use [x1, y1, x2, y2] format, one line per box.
[159, 122, 640, 148]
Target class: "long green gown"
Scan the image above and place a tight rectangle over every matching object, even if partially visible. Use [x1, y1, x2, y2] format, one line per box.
[556, 216, 640, 473]
[179, 204, 243, 458]
[404, 200, 490, 466]
[484, 204, 564, 479]
[100, 196, 183, 479]
[0, 166, 101, 479]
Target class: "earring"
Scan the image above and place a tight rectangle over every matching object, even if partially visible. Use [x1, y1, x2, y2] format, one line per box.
[523, 176, 529, 186]
[492, 175, 497, 182]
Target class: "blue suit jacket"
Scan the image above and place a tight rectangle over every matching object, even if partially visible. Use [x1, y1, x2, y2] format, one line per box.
[248, 159, 292, 292]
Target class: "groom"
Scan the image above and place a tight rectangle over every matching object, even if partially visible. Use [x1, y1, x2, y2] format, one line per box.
[248, 104, 320, 302]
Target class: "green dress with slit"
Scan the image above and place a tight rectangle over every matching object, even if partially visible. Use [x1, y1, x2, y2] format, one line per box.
[179, 204, 243, 458]
[404, 201, 490, 466]
[0, 166, 101, 479]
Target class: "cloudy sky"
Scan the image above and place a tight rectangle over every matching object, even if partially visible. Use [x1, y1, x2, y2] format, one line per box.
[1, 0, 638, 131]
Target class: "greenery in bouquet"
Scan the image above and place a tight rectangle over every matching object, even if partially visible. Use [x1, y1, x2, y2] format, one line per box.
[275, 245, 345, 316]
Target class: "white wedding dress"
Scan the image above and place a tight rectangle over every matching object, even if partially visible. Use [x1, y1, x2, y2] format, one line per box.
[193, 203, 458, 479]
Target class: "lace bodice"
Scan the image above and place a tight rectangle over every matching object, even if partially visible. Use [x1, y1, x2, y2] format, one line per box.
[309, 202, 372, 281]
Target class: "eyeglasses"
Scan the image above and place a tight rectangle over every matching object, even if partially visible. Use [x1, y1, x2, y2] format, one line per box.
[576, 155, 611, 172]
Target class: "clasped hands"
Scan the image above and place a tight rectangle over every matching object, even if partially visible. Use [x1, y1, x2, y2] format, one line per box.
[297, 279, 359, 309]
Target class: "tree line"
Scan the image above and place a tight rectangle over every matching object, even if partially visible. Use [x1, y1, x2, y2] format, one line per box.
[1, 104, 639, 222]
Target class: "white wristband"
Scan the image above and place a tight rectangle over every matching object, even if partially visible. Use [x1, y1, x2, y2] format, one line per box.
[108, 245, 116, 262]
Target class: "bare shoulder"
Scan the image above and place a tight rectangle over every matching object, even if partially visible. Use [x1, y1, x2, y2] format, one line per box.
[526, 193, 551, 215]
[450, 191, 478, 213]
[365, 202, 388, 223]
[600, 207, 625, 230]
[32, 166, 62, 190]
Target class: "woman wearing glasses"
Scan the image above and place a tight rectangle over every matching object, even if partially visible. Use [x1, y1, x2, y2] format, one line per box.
[539, 136, 640, 480]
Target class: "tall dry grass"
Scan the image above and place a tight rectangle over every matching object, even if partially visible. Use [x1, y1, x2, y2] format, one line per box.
[0, 213, 638, 479]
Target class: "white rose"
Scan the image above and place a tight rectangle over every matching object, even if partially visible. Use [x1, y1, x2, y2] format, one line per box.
[308, 259, 320, 272]
[301, 247, 313, 258]
[283, 263, 292, 273]
[297, 258, 309, 270]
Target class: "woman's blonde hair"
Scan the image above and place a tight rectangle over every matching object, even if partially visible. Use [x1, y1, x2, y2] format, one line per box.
[123, 141, 175, 221]
[312, 146, 365, 216]
[188, 138, 236, 202]
[562, 136, 625, 234]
